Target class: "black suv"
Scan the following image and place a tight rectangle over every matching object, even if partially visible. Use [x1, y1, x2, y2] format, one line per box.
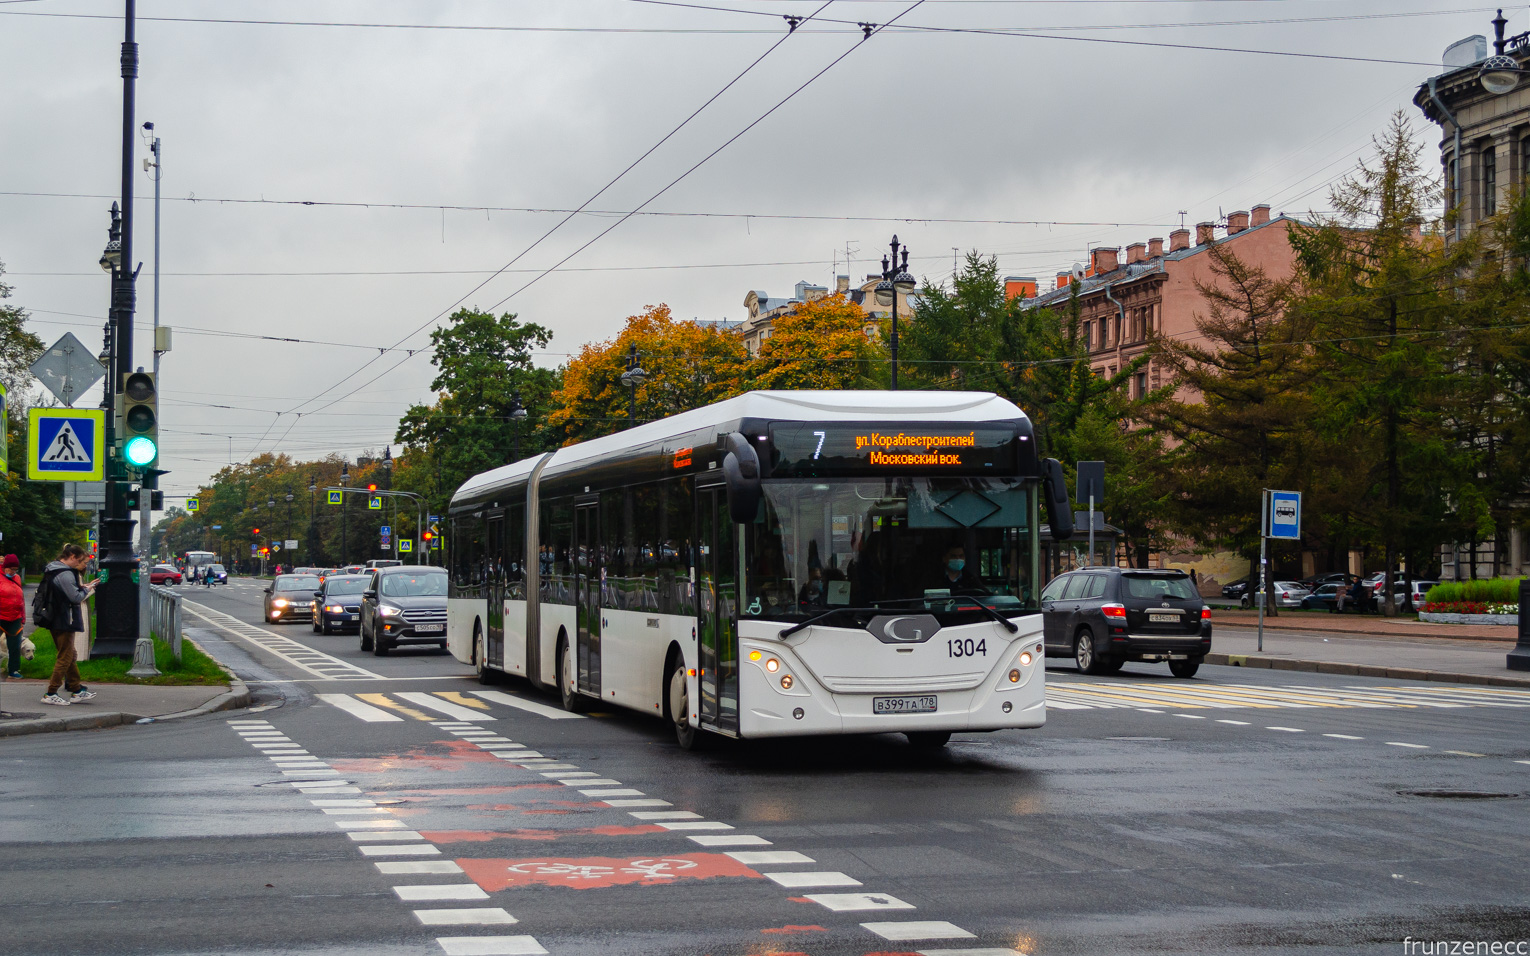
[1040, 567, 1212, 678]
[360, 566, 448, 655]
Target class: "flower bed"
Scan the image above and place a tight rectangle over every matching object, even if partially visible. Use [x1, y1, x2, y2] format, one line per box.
[1418, 601, 1518, 625]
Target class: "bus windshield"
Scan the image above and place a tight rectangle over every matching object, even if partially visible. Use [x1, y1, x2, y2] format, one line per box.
[742, 476, 1037, 623]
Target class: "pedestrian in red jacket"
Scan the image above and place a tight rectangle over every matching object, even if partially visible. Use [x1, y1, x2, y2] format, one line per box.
[1, 554, 25, 679]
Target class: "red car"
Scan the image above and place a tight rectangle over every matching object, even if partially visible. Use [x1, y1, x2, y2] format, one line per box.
[149, 564, 182, 585]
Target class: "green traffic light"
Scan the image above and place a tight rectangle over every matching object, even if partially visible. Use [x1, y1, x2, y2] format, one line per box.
[124, 435, 157, 467]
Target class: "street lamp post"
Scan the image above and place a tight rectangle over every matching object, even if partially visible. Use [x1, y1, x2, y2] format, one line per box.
[340, 462, 350, 567]
[510, 390, 528, 460]
[285, 491, 294, 562]
[874, 235, 918, 390]
[308, 475, 317, 566]
[619, 345, 648, 428]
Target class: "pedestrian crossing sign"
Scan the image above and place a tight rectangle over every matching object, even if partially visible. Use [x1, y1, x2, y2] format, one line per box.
[399, 539, 413, 553]
[328, 490, 342, 505]
[187, 497, 199, 513]
[368, 495, 382, 510]
[27, 408, 105, 482]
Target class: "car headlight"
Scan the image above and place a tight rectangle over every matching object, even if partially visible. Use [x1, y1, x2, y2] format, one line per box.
[379, 605, 402, 617]
[325, 604, 344, 613]
[272, 599, 289, 608]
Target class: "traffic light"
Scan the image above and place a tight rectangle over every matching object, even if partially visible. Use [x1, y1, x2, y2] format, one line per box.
[252, 527, 260, 535]
[367, 483, 378, 492]
[421, 530, 434, 544]
[119, 371, 159, 468]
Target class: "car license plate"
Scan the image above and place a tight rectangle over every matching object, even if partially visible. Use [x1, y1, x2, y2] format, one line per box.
[873, 695, 937, 714]
[1149, 612, 1180, 623]
[414, 624, 444, 633]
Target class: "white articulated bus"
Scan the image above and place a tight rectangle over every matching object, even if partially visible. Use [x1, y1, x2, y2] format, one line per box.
[446, 390, 1073, 749]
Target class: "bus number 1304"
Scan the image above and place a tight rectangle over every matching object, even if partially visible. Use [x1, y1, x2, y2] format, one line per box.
[947, 638, 987, 658]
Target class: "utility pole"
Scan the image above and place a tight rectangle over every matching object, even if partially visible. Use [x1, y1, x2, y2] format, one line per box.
[135, 121, 161, 656]
[96, 0, 141, 656]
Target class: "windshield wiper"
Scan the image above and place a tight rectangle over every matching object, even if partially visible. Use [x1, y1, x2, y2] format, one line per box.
[777, 607, 883, 640]
[869, 596, 1019, 634]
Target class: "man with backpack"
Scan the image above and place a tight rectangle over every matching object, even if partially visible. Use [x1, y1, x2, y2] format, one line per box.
[36, 544, 97, 706]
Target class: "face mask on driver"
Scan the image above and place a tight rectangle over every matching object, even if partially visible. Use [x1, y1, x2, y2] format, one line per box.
[947, 559, 965, 573]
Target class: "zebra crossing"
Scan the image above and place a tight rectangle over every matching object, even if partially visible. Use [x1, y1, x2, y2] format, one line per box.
[183, 600, 387, 681]
[315, 682, 1530, 726]
[1045, 680, 1530, 711]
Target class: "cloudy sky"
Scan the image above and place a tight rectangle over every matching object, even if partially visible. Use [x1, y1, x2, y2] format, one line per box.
[0, 0, 1505, 501]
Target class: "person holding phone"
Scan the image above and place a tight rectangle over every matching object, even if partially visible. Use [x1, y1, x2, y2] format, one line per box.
[40, 543, 97, 706]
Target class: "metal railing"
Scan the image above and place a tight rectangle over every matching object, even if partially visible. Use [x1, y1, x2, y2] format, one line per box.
[148, 584, 183, 662]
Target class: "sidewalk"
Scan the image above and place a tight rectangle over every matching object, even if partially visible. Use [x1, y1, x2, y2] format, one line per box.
[1210, 613, 1529, 687]
[0, 679, 248, 737]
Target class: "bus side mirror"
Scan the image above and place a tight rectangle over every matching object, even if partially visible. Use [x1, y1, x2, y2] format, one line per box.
[1043, 457, 1073, 542]
[721, 431, 762, 524]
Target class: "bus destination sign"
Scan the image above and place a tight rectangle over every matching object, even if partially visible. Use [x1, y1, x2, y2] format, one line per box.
[768, 423, 1018, 476]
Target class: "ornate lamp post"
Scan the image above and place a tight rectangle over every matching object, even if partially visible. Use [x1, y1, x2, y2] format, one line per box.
[340, 461, 350, 566]
[619, 345, 647, 428]
[511, 390, 528, 460]
[874, 235, 918, 390]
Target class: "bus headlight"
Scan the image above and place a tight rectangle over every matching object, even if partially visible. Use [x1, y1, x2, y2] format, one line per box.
[1019, 652, 1033, 666]
[765, 658, 780, 673]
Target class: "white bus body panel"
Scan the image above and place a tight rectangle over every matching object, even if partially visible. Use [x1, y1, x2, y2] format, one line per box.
[446, 597, 481, 665]
[503, 599, 530, 677]
[735, 616, 1046, 738]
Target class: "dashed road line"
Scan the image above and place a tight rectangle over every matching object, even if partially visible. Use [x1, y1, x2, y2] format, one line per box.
[1386, 742, 1429, 749]
[186, 601, 386, 680]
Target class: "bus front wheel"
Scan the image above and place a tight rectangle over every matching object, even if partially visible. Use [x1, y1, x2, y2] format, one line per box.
[668, 660, 699, 750]
[559, 639, 586, 713]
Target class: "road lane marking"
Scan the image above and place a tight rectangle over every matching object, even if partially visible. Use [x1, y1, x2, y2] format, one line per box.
[603, 798, 671, 807]
[185, 601, 386, 680]
[335, 819, 406, 829]
[566, 778, 622, 787]
[863, 920, 976, 941]
[655, 821, 732, 830]
[435, 937, 548, 956]
[547, 771, 599, 778]
[471, 690, 586, 721]
[377, 861, 463, 874]
[397, 692, 496, 722]
[361, 845, 441, 856]
[1324, 733, 1364, 740]
[1217, 719, 1250, 725]
[916, 949, 1021, 956]
[629, 811, 701, 820]
[765, 871, 862, 888]
[318, 694, 404, 722]
[1445, 751, 1486, 757]
[1174, 714, 1205, 720]
[1266, 726, 1305, 732]
[689, 835, 769, 847]
[1386, 742, 1429, 749]
[414, 908, 517, 926]
[322, 808, 393, 816]
[728, 851, 814, 865]
[804, 893, 914, 912]
[579, 788, 644, 796]
[349, 831, 427, 842]
[394, 885, 491, 902]
[356, 693, 435, 721]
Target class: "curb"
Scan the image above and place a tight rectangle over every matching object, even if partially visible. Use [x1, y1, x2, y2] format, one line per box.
[1209, 653, 1530, 688]
[142, 678, 251, 722]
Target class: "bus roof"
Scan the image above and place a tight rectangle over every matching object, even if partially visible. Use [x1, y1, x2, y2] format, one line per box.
[451, 390, 1028, 510]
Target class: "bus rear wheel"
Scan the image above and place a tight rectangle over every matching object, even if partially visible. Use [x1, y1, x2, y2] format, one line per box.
[668, 659, 699, 750]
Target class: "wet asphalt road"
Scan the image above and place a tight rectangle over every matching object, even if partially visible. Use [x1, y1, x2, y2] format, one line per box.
[2, 579, 1528, 956]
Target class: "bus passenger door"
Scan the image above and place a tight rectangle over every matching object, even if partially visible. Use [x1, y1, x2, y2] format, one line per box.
[486, 515, 505, 668]
[697, 485, 739, 734]
[574, 502, 601, 697]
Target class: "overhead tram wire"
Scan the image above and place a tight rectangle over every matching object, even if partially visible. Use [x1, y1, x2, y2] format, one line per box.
[280, 1, 931, 430]
[0, 8, 1452, 66]
[260, 3, 836, 449]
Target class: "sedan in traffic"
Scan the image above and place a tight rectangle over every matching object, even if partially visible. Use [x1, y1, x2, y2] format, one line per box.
[311, 574, 369, 634]
[148, 564, 182, 585]
[263, 573, 322, 624]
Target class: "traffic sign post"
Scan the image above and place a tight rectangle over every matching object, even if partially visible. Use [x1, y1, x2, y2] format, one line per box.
[399, 539, 413, 553]
[368, 495, 382, 511]
[186, 496, 198, 513]
[27, 408, 106, 482]
[327, 490, 342, 505]
[1256, 489, 1301, 652]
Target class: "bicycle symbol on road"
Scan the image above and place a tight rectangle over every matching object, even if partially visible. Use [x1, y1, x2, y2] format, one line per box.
[506, 858, 699, 881]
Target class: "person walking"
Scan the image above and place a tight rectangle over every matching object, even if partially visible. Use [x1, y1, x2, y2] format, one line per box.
[1, 555, 25, 679]
[39, 544, 96, 706]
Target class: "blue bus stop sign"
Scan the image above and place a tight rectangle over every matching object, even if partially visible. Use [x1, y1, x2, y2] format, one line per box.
[1269, 491, 1301, 540]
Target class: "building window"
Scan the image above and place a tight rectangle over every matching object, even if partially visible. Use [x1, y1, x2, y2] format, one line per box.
[1484, 146, 1497, 217]
[1447, 157, 1457, 214]
[1136, 371, 1147, 398]
[1082, 320, 1091, 350]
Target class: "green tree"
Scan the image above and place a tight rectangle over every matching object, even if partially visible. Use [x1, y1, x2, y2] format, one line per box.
[395, 308, 558, 514]
[751, 294, 885, 390]
[1287, 111, 1476, 612]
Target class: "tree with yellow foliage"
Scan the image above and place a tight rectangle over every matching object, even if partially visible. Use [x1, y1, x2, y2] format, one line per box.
[548, 304, 749, 443]
[751, 293, 886, 391]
